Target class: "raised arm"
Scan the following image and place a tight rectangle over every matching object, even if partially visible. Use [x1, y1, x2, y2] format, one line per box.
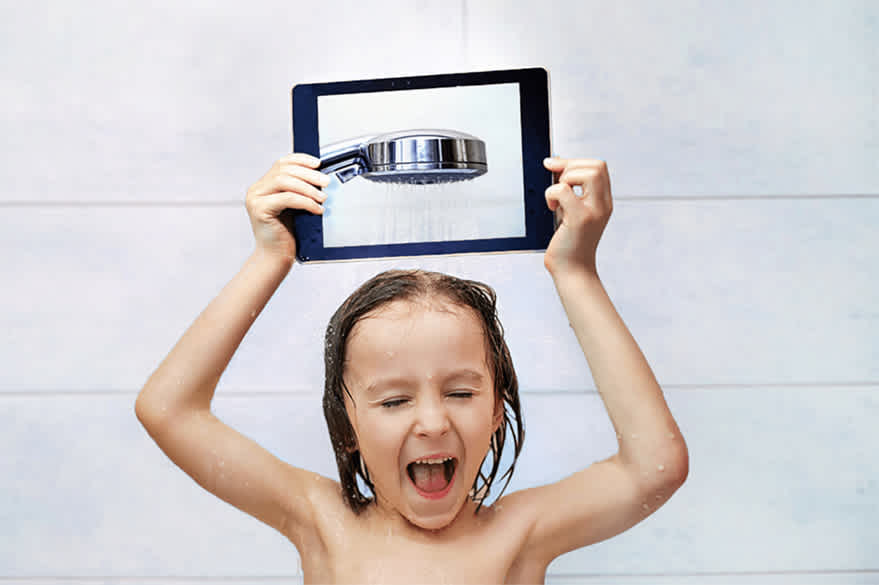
[513, 158, 689, 565]
[135, 154, 330, 545]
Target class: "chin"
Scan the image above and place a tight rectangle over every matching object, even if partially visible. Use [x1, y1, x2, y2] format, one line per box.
[405, 491, 471, 532]
[406, 507, 460, 531]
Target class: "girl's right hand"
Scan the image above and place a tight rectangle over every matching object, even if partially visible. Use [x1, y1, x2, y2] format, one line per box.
[245, 153, 331, 260]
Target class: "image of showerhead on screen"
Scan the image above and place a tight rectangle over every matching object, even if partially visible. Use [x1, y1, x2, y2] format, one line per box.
[317, 84, 525, 248]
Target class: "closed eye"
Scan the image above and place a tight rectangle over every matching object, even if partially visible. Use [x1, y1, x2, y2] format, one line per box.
[448, 391, 474, 399]
[381, 398, 408, 408]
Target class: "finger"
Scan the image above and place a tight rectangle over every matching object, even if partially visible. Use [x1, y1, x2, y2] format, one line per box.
[273, 174, 328, 202]
[280, 164, 332, 188]
[280, 152, 321, 168]
[247, 174, 326, 204]
[544, 183, 563, 226]
[543, 157, 568, 173]
[259, 192, 324, 216]
[558, 167, 597, 188]
[557, 168, 597, 201]
[544, 157, 606, 172]
[545, 182, 579, 216]
[544, 157, 572, 185]
[544, 184, 560, 211]
[561, 166, 611, 207]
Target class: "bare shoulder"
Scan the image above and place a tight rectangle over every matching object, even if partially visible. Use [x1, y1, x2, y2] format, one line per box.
[498, 454, 686, 566]
[298, 472, 352, 527]
[294, 473, 359, 551]
[472, 492, 551, 582]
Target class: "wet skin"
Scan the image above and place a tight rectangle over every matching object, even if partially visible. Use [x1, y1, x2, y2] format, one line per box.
[298, 298, 546, 583]
[342, 298, 503, 531]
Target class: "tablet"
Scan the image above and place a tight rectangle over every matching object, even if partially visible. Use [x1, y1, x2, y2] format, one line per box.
[290, 67, 552, 262]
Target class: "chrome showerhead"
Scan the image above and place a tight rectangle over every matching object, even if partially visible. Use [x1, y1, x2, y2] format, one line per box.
[318, 129, 487, 184]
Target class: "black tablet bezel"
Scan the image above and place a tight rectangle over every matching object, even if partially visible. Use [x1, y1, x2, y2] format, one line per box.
[290, 67, 552, 262]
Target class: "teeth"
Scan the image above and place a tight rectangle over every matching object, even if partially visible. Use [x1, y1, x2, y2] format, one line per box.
[413, 456, 454, 465]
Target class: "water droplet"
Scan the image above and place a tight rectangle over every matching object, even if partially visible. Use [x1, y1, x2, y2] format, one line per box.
[641, 502, 649, 511]
[250, 310, 257, 318]
[616, 433, 622, 440]
[245, 481, 250, 488]
[655, 494, 663, 501]
[667, 432, 676, 439]
[160, 405, 167, 413]
[631, 433, 639, 440]
[219, 460, 225, 467]
[657, 464, 665, 472]
[386, 351, 395, 358]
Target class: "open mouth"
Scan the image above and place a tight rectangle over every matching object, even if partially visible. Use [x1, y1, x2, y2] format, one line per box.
[406, 456, 458, 499]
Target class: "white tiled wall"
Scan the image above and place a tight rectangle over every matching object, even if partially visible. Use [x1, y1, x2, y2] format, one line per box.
[2, 0, 877, 582]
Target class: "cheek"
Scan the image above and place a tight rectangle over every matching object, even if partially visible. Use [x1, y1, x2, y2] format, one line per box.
[459, 400, 500, 448]
[357, 413, 404, 465]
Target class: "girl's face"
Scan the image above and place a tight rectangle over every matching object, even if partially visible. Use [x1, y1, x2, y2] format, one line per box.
[343, 299, 502, 531]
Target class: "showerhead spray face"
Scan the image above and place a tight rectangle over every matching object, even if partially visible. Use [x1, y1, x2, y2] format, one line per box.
[318, 129, 487, 184]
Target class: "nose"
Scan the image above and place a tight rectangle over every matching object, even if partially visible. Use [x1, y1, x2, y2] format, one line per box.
[413, 396, 450, 438]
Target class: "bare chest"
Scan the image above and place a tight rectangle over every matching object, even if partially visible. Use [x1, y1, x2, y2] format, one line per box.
[302, 513, 542, 584]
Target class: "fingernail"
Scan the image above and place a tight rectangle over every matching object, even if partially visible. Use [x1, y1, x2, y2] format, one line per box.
[543, 157, 553, 165]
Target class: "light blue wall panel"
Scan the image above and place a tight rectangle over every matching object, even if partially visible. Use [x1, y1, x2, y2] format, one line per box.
[0, 395, 307, 577]
[6, 1, 874, 205]
[466, 0, 879, 196]
[0, 207, 254, 392]
[546, 386, 879, 574]
[1, 0, 466, 203]
[2, 387, 876, 577]
[3, 0, 878, 582]
[1, 198, 876, 393]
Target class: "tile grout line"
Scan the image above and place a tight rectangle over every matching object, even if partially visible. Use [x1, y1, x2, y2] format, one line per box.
[0, 579, 298, 583]
[2, 381, 879, 398]
[1, 194, 878, 207]
[2, 569, 878, 581]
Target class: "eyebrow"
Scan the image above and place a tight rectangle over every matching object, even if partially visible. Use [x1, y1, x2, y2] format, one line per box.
[445, 369, 486, 385]
[364, 369, 485, 394]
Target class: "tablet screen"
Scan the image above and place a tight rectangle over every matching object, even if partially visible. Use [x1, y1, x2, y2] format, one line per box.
[318, 83, 524, 248]
[291, 68, 552, 262]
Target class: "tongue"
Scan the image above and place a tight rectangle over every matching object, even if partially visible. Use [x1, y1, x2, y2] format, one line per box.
[410, 462, 449, 493]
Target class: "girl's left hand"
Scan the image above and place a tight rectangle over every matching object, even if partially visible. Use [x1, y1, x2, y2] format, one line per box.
[543, 157, 613, 278]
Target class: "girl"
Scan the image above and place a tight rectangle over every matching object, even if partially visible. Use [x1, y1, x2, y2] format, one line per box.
[136, 154, 688, 584]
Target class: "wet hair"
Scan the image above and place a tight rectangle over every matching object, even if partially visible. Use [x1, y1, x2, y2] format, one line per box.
[322, 269, 524, 514]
